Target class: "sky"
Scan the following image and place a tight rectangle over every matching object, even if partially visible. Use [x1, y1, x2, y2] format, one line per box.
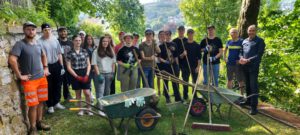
[139, 0, 156, 4]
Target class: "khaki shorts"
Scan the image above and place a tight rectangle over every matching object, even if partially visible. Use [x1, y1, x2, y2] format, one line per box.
[226, 65, 244, 82]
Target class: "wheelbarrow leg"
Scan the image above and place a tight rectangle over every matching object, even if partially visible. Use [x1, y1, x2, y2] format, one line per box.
[118, 118, 125, 128]
[227, 104, 233, 122]
[124, 118, 131, 135]
[108, 118, 118, 135]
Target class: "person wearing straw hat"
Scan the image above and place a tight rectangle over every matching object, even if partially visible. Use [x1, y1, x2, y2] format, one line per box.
[117, 33, 140, 91]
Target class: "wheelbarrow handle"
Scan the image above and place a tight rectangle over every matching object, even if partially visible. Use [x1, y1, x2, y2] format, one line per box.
[69, 108, 86, 111]
[69, 100, 104, 111]
[69, 99, 80, 102]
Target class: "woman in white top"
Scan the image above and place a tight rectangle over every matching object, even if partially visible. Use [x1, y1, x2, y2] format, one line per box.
[92, 36, 116, 102]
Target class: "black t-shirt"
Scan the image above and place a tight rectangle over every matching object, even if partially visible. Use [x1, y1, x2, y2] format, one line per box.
[58, 38, 73, 65]
[200, 37, 223, 64]
[159, 42, 179, 68]
[117, 46, 140, 64]
[179, 41, 202, 68]
[173, 37, 188, 54]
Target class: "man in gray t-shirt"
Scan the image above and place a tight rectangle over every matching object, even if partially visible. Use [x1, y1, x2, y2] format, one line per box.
[9, 22, 51, 134]
[39, 23, 65, 113]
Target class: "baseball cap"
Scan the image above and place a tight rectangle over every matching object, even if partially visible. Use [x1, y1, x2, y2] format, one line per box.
[123, 33, 133, 39]
[187, 29, 194, 34]
[145, 29, 154, 35]
[58, 26, 67, 32]
[41, 23, 51, 30]
[207, 25, 215, 29]
[78, 30, 86, 36]
[177, 25, 185, 30]
[23, 22, 37, 29]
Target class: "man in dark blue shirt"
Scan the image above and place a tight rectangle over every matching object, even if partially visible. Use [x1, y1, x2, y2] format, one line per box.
[239, 25, 266, 115]
[159, 30, 182, 103]
[224, 28, 245, 95]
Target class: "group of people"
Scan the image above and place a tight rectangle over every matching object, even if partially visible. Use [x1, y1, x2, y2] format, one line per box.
[8, 21, 265, 135]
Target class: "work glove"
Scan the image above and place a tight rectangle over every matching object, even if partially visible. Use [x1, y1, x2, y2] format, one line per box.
[165, 60, 170, 64]
[97, 74, 104, 84]
[82, 75, 89, 83]
[75, 76, 84, 82]
[209, 57, 217, 62]
[123, 63, 131, 69]
[204, 45, 211, 53]
[61, 68, 65, 75]
[133, 62, 138, 68]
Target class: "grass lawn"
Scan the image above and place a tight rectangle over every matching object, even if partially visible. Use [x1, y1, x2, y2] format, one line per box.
[41, 80, 300, 135]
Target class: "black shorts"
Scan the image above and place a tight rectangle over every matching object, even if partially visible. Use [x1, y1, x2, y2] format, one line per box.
[70, 68, 91, 90]
[226, 65, 244, 82]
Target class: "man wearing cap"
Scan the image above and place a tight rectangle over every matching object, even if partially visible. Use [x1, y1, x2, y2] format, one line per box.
[132, 32, 140, 48]
[139, 29, 161, 88]
[9, 22, 51, 134]
[58, 27, 73, 101]
[117, 33, 140, 91]
[78, 30, 86, 45]
[239, 25, 265, 115]
[180, 29, 202, 100]
[38, 23, 65, 114]
[200, 25, 223, 87]
[159, 30, 182, 103]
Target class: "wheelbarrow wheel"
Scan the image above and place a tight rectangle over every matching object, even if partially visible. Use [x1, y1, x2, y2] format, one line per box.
[190, 98, 206, 117]
[135, 108, 158, 131]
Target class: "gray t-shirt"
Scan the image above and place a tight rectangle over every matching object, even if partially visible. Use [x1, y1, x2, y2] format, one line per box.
[38, 37, 62, 64]
[10, 39, 44, 80]
[91, 50, 116, 73]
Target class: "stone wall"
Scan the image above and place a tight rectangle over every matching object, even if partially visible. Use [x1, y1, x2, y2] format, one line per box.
[0, 26, 57, 135]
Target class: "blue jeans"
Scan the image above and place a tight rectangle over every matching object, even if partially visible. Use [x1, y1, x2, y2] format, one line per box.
[203, 64, 220, 87]
[142, 67, 153, 88]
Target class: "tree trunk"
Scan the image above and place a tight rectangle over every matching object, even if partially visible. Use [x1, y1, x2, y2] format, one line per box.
[237, 0, 261, 39]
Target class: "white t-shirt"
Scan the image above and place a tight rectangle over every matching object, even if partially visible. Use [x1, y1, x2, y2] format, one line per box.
[91, 51, 116, 73]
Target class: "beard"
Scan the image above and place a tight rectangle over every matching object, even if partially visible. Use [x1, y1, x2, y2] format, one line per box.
[25, 34, 35, 39]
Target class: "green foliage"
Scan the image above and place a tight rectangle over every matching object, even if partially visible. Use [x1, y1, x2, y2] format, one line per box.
[78, 21, 104, 38]
[0, 2, 54, 27]
[94, 0, 145, 36]
[258, 0, 300, 114]
[179, 0, 241, 41]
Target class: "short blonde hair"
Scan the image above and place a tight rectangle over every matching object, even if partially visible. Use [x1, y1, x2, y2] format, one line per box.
[248, 25, 256, 31]
[229, 28, 238, 33]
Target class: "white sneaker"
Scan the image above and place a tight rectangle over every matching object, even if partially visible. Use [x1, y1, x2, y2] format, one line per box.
[48, 107, 54, 114]
[54, 103, 66, 110]
[78, 111, 84, 116]
[87, 111, 94, 116]
[98, 111, 106, 117]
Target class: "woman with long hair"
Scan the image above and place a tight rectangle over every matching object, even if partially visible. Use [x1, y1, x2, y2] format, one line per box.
[66, 35, 92, 116]
[91, 36, 116, 114]
[104, 33, 117, 95]
[83, 34, 97, 102]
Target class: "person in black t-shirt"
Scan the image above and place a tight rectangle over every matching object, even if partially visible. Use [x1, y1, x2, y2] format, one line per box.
[200, 25, 223, 87]
[159, 30, 182, 103]
[179, 29, 202, 100]
[173, 26, 188, 67]
[117, 33, 140, 92]
[58, 27, 73, 100]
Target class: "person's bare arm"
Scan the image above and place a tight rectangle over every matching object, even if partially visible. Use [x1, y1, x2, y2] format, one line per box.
[215, 48, 223, 59]
[94, 65, 100, 75]
[58, 54, 63, 66]
[66, 61, 78, 77]
[8, 55, 31, 80]
[41, 51, 50, 76]
[224, 47, 228, 62]
[86, 59, 91, 76]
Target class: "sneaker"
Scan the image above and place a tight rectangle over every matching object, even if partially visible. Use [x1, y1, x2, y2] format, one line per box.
[98, 111, 106, 117]
[78, 111, 84, 116]
[54, 103, 66, 110]
[48, 107, 54, 114]
[87, 111, 94, 116]
[36, 121, 51, 131]
[28, 127, 38, 135]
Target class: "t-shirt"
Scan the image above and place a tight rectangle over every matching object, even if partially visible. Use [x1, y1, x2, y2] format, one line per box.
[114, 43, 123, 54]
[179, 41, 202, 68]
[10, 39, 44, 80]
[226, 38, 243, 66]
[200, 37, 223, 64]
[66, 48, 89, 70]
[91, 51, 116, 73]
[139, 41, 159, 67]
[38, 37, 62, 64]
[117, 45, 140, 64]
[159, 41, 179, 68]
[173, 37, 188, 54]
[240, 36, 265, 68]
[58, 39, 72, 56]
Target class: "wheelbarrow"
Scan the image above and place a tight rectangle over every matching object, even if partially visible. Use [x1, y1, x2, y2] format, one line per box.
[69, 88, 161, 135]
[189, 85, 243, 119]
